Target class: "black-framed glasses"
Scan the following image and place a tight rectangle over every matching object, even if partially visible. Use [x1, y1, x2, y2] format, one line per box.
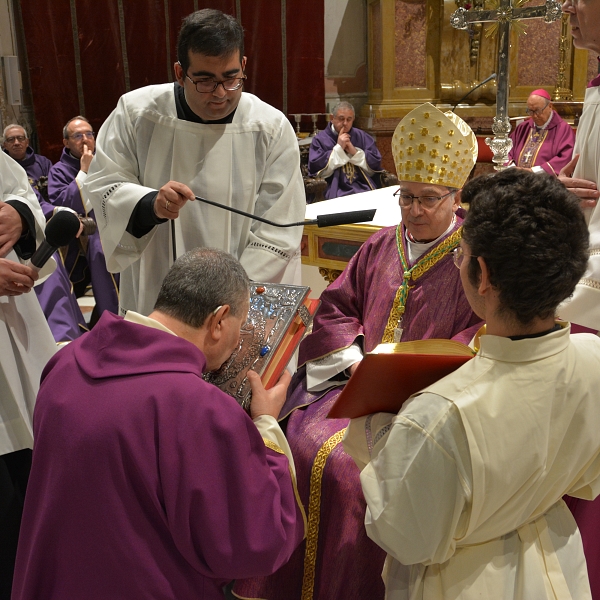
[393, 189, 454, 209]
[525, 101, 550, 116]
[69, 132, 95, 141]
[453, 246, 478, 269]
[185, 74, 247, 93]
[4, 135, 26, 143]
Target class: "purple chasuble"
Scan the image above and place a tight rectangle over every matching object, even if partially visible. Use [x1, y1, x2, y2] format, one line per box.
[12, 312, 305, 600]
[308, 125, 382, 199]
[234, 218, 483, 600]
[48, 148, 119, 316]
[508, 113, 575, 175]
[3, 148, 86, 341]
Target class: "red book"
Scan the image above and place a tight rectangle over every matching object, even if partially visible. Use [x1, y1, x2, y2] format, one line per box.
[327, 339, 475, 419]
[204, 283, 320, 412]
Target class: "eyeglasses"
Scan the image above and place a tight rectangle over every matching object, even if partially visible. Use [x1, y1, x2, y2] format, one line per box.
[393, 189, 454, 209]
[525, 101, 550, 116]
[69, 132, 95, 141]
[185, 74, 247, 93]
[453, 246, 478, 269]
[4, 135, 26, 144]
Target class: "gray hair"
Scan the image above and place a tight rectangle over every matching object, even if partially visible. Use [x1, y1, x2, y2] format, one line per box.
[63, 116, 90, 139]
[332, 101, 355, 118]
[177, 9, 244, 75]
[154, 247, 250, 329]
[2, 124, 27, 143]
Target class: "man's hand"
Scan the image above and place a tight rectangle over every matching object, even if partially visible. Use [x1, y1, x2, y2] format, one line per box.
[80, 143, 94, 174]
[248, 369, 292, 420]
[337, 131, 350, 152]
[153, 181, 195, 220]
[348, 361, 361, 376]
[559, 154, 599, 209]
[0, 258, 37, 296]
[0, 201, 25, 258]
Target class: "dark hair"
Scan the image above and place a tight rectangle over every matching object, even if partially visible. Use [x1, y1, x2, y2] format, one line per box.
[154, 247, 250, 328]
[461, 169, 589, 325]
[177, 9, 244, 75]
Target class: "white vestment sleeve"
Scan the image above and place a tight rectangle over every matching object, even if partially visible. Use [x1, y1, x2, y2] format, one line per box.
[253, 414, 297, 479]
[353, 393, 472, 566]
[349, 148, 375, 175]
[316, 144, 351, 178]
[305, 343, 363, 391]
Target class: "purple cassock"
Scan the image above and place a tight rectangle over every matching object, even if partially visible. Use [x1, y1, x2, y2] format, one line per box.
[308, 125, 382, 199]
[11, 312, 305, 600]
[48, 148, 119, 316]
[507, 112, 575, 175]
[234, 216, 483, 600]
[3, 148, 86, 342]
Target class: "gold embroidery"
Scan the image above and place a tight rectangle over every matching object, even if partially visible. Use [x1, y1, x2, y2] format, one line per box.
[301, 429, 347, 600]
[579, 277, 600, 290]
[263, 439, 285, 454]
[342, 162, 357, 184]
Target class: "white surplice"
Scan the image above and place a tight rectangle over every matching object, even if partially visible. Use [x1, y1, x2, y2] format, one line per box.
[559, 85, 600, 329]
[344, 325, 600, 599]
[85, 86, 306, 315]
[0, 152, 57, 455]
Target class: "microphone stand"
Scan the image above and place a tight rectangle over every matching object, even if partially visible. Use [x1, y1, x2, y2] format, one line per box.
[452, 73, 497, 112]
[169, 196, 377, 263]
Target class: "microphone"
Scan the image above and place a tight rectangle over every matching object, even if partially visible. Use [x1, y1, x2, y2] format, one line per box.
[193, 195, 377, 228]
[29, 210, 81, 271]
[452, 73, 497, 111]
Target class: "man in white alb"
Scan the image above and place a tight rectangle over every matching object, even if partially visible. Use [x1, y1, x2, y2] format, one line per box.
[85, 9, 305, 316]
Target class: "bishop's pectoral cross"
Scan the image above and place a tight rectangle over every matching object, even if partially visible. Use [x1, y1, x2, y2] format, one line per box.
[450, 0, 562, 169]
[523, 149, 534, 162]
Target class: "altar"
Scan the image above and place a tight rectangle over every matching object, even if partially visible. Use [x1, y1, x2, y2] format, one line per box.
[301, 186, 400, 282]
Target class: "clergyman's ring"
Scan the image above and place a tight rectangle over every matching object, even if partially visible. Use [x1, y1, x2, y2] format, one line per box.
[165, 200, 171, 211]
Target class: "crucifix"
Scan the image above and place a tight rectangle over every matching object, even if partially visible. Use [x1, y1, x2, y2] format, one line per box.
[450, 0, 562, 169]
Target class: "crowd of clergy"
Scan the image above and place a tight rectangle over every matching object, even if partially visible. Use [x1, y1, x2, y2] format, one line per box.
[2, 4, 600, 600]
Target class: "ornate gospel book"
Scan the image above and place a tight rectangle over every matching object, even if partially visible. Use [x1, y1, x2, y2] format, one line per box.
[327, 339, 476, 419]
[204, 282, 320, 411]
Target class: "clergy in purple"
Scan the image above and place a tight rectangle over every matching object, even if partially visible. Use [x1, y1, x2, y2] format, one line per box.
[508, 89, 575, 176]
[3, 124, 86, 342]
[12, 248, 305, 600]
[48, 116, 119, 317]
[235, 103, 482, 600]
[308, 101, 382, 199]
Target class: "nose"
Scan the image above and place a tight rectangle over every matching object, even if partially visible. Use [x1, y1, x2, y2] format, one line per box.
[409, 198, 424, 216]
[212, 83, 228, 98]
[562, 0, 574, 12]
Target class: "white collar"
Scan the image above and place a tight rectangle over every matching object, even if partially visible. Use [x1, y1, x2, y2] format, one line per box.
[404, 215, 457, 264]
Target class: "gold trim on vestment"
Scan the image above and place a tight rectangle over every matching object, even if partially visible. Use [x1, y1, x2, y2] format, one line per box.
[262, 439, 285, 454]
[579, 277, 600, 291]
[382, 227, 463, 343]
[301, 428, 347, 600]
[517, 129, 547, 168]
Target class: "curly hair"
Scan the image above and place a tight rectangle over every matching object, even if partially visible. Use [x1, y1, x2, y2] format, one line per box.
[461, 169, 589, 325]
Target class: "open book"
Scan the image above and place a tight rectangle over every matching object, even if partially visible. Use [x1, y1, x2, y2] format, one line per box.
[327, 338, 475, 419]
[204, 282, 320, 412]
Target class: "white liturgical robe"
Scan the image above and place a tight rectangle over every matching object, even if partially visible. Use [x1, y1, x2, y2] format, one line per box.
[559, 85, 600, 329]
[0, 152, 57, 455]
[344, 325, 600, 600]
[85, 86, 305, 315]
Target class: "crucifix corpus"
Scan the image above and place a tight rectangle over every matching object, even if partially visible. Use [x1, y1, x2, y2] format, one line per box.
[450, 0, 562, 169]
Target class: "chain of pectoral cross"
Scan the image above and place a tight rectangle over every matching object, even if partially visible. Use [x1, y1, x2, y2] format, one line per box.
[450, 0, 562, 169]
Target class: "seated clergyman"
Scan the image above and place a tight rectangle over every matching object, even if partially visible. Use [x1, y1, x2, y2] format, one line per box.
[11, 247, 305, 600]
[344, 169, 600, 600]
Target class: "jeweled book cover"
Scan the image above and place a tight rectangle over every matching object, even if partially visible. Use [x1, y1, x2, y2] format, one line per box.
[204, 282, 319, 412]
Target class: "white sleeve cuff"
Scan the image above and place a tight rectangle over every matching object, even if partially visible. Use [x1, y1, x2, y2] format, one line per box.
[531, 165, 544, 173]
[349, 148, 374, 175]
[305, 343, 364, 391]
[76, 171, 93, 214]
[253, 414, 296, 478]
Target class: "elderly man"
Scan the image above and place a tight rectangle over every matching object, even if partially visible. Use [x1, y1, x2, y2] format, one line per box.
[11, 248, 305, 600]
[0, 150, 57, 599]
[235, 103, 483, 600]
[48, 116, 119, 318]
[2, 125, 86, 342]
[85, 9, 305, 317]
[344, 169, 600, 600]
[508, 89, 575, 175]
[308, 101, 382, 198]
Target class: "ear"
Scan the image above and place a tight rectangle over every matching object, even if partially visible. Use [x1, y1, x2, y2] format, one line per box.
[452, 190, 462, 212]
[174, 61, 185, 86]
[476, 256, 493, 296]
[241, 56, 247, 72]
[208, 304, 231, 342]
[63, 138, 69, 148]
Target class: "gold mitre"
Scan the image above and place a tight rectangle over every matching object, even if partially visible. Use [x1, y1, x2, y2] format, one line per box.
[392, 103, 478, 189]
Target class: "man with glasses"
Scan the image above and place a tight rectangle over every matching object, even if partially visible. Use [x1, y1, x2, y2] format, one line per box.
[308, 101, 383, 198]
[48, 116, 119, 319]
[2, 124, 87, 342]
[235, 103, 483, 600]
[507, 89, 575, 175]
[85, 9, 305, 317]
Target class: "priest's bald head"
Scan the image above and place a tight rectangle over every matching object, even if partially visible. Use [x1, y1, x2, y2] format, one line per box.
[392, 103, 478, 242]
[526, 89, 554, 128]
[174, 9, 247, 122]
